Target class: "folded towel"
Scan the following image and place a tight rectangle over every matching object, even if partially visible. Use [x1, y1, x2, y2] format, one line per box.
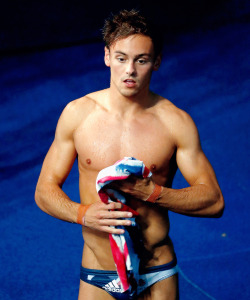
[96, 157, 152, 293]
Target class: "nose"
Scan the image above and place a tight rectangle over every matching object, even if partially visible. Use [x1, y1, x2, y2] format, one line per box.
[126, 61, 136, 76]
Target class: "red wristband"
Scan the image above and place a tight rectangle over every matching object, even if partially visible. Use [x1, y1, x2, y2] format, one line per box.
[146, 184, 163, 203]
[77, 204, 91, 225]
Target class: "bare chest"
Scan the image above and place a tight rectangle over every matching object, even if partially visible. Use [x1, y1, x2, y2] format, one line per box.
[74, 111, 175, 179]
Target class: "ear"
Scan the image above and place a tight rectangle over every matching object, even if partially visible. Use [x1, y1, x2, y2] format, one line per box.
[153, 55, 161, 71]
[104, 47, 110, 67]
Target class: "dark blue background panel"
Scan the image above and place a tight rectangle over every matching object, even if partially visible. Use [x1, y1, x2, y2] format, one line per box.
[1, 0, 249, 53]
[1, 5, 249, 300]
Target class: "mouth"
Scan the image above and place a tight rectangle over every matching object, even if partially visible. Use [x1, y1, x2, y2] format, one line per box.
[123, 78, 136, 87]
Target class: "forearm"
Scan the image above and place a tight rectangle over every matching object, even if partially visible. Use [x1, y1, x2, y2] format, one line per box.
[157, 184, 224, 217]
[35, 182, 80, 223]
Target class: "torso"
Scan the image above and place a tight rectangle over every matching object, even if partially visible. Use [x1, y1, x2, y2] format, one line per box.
[73, 89, 179, 270]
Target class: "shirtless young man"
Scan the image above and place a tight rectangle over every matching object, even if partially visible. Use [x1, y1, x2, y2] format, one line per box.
[35, 9, 224, 300]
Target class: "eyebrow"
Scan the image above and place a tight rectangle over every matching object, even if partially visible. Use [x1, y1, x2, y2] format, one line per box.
[114, 51, 152, 58]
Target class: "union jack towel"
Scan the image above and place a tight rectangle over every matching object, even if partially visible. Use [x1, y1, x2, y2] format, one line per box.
[96, 157, 152, 293]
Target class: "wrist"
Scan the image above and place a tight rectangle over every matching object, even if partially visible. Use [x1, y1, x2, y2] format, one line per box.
[77, 204, 91, 225]
[146, 183, 163, 203]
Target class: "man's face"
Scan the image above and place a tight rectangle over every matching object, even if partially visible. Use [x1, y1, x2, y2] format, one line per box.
[104, 34, 161, 98]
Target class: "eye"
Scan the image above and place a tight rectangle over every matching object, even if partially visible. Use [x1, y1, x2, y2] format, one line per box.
[117, 57, 125, 62]
[137, 59, 147, 64]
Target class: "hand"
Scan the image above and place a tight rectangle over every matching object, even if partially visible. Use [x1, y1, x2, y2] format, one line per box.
[106, 175, 155, 201]
[84, 201, 133, 234]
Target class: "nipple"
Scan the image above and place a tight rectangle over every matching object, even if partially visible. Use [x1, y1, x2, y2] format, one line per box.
[86, 158, 91, 164]
[150, 164, 156, 171]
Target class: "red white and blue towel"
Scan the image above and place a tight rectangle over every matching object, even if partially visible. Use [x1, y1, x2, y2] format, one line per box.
[96, 157, 152, 293]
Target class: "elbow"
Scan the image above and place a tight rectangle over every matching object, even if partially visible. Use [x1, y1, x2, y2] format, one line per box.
[34, 185, 45, 211]
[34, 187, 41, 208]
[212, 192, 225, 218]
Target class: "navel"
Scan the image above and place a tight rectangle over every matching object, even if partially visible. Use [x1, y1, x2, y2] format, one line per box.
[86, 158, 91, 165]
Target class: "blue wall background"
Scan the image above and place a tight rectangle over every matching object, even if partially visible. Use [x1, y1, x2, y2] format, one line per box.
[1, 1, 249, 299]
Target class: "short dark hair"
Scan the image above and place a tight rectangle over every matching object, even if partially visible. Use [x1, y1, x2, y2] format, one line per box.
[102, 9, 163, 58]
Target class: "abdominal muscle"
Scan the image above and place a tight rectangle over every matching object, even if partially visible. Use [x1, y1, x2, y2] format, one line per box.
[81, 193, 175, 271]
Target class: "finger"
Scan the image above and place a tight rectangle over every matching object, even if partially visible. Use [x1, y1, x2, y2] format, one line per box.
[100, 211, 133, 219]
[106, 202, 123, 210]
[100, 226, 125, 234]
[99, 219, 132, 226]
[126, 175, 137, 183]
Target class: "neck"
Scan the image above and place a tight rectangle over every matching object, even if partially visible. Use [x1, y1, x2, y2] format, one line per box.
[106, 87, 154, 116]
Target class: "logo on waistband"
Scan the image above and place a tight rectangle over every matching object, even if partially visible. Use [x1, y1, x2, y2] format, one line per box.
[102, 279, 122, 293]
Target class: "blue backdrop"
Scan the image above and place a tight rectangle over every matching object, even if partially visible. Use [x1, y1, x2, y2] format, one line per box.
[1, 1, 249, 299]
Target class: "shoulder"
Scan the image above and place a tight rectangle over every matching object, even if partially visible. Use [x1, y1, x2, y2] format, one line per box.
[153, 96, 193, 125]
[55, 90, 107, 138]
[59, 89, 108, 124]
[153, 97, 199, 147]
[62, 94, 96, 117]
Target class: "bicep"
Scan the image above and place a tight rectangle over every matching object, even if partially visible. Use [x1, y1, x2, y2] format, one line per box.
[177, 146, 217, 187]
[39, 138, 77, 186]
[38, 105, 78, 187]
[175, 113, 218, 187]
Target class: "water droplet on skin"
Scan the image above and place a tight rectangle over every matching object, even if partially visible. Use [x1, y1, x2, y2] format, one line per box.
[150, 164, 156, 171]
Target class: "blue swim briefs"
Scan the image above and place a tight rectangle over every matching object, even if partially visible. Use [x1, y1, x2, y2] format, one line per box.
[80, 256, 178, 299]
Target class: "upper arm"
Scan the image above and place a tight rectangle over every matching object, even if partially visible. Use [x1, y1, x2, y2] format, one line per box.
[174, 111, 220, 189]
[37, 101, 78, 187]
